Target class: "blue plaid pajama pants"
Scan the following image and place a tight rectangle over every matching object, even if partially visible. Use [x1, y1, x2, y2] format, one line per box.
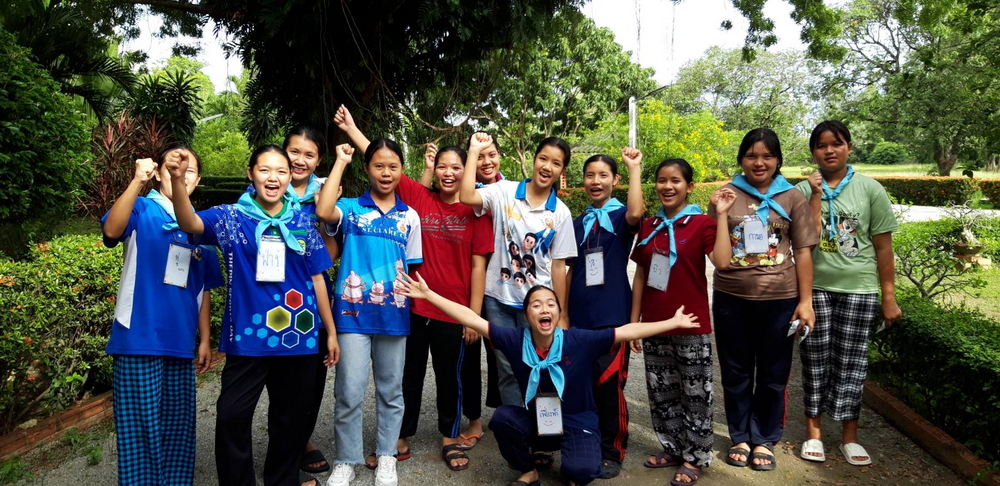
[801, 290, 880, 421]
[113, 354, 196, 486]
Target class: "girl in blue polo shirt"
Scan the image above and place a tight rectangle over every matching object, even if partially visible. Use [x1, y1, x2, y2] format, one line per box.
[101, 144, 224, 486]
[395, 273, 699, 486]
[564, 148, 644, 478]
[168, 145, 340, 486]
[315, 139, 422, 486]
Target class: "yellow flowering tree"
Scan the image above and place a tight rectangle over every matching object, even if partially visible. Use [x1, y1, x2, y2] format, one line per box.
[578, 100, 736, 183]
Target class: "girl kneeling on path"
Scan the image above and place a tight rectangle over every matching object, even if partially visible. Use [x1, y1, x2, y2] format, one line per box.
[795, 121, 900, 466]
[630, 158, 733, 486]
[169, 145, 340, 486]
[101, 145, 224, 486]
[710, 128, 818, 472]
[395, 273, 699, 486]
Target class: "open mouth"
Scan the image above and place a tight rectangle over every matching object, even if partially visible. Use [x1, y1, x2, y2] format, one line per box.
[263, 183, 281, 198]
[538, 316, 553, 331]
[480, 165, 495, 176]
[377, 179, 393, 191]
[537, 171, 552, 184]
[439, 177, 456, 189]
[659, 190, 677, 203]
[750, 167, 768, 178]
[292, 165, 308, 175]
[588, 186, 604, 199]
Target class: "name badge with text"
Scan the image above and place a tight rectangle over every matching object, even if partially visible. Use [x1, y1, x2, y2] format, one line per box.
[256, 235, 286, 282]
[535, 393, 563, 436]
[585, 247, 604, 287]
[164, 244, 192, 287]
[647, 252, 670, 291]
[743, 218, 768, 254]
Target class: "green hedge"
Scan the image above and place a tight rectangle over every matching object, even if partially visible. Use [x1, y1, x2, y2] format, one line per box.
[870, 294, 1000, 462]
[0, 235, 119, 434]
[981, 179, 1000, 208]
[199, 175, 247, 187]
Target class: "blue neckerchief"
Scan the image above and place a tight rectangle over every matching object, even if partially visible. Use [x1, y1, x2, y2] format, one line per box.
[522, 328, 565, 406]
[515, 178, 558, 211]
[637, 204, 703, 268]
[235, 192, 304, 253]
[474, 171, 506, 189]
[730, 175, 795, 223]
[821, 166, 854, 239]
[146, 189, 180, 231]
[582, 198, 624, 236]
[286, 174, 322, 211]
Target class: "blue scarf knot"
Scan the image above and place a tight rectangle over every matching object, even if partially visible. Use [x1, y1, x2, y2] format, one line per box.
[235, 192, 304, 253]
[729, 175, 795, 223]
[522, 328, 565, 407]
[582, 198, 624, 236]
[820, 166, 854, 239]
[637, 205, 703, 268]
[286, 174, 323, 211]
[147, 189, 182, 231]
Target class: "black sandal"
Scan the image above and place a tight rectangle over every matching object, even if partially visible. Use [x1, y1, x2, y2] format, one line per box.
[442, 444, 470, 471]
[300, 448, 330, 473]
[531, 451, 554, 471]
[750, 442, 777, 471]
[725, 445, 750, 467]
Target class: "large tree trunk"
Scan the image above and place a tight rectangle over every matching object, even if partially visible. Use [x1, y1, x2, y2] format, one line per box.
[934, 141, 959, 176]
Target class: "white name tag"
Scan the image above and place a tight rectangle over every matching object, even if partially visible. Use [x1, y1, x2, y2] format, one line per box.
[256, 235, 286, 282]
[535, 394, 563, 436]
[164, 244, 192, 287]
[743, 218, 768, 254]
[647, 252, 670, 291]
[585, 247, 604, 287]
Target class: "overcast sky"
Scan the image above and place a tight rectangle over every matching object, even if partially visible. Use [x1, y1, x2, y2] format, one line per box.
[123, 0, 808, 93]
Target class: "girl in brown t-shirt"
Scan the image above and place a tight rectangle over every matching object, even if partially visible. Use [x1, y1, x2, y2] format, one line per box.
[709, 128, 818, 473]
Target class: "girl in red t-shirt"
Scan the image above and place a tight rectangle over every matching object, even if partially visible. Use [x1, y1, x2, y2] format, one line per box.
[629, 158, 732, 486]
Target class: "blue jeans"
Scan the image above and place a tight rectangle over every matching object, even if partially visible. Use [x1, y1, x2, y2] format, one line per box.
[482, 295, 529, 407]
[333, 333, 406, 464]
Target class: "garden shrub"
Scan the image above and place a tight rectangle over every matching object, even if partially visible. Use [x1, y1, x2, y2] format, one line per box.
[893, 219, 986, 300]
[869, 294, 1000, 462]
[877, 176, 976, 206]
[867, 141, 910, 165]
[0, 29, 91, 257]
[0, 235, 120, 434]
[199, 175, 248, 187]
[980, 179, 1000, 208]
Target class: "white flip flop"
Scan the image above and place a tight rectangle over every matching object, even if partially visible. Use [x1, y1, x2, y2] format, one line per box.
[839, 442, 872, 466]
[800, 439, 826, 462]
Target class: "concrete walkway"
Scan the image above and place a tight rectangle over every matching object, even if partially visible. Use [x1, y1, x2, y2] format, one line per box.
[16, 204, 980, 485]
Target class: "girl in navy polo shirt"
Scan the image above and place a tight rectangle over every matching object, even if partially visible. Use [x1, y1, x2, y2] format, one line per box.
[629, 158, 733, 486]
[315, 139, 423, 486]
[564, 148, 644, 478]
[395, 274, 699, 486]
[168, 145, 341, 486]
[101, 144, 224, 486]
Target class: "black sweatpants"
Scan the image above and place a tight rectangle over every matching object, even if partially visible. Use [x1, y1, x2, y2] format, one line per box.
[215, 353, 317, 486]
[593, 340, 630, 462]
[400, 313, 482, 439]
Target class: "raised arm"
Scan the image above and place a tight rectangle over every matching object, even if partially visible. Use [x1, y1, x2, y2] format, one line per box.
[419, 143, 437, 189]
[333, 105, 371, 153]
[396, 272, 490, 336]
[103, 158, 157, 239]
[551, 259, 569, 329]
[460, 133, 491, 211]
[708, 187, 736, 270]
[621, 147, 645, 226]
[807, 171, 824, 237]
[165, 150, 205, 235]
[314, 144, 354, 223]
[614, 306, 699, 343]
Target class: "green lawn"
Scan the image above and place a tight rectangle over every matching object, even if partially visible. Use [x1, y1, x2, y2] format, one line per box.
[850, 163, 936, 177]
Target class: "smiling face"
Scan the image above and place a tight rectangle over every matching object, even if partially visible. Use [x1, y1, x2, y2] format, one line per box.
[285, 135, 320, 184]
[655, 164, 694, 214]
[524, 287, 560, 338]
[812, 130, 852, 174]
[248, 151, 291, 207]
[476, 142, 501, 183]
[435, 150, 465, 196]
[740, 140, 779, 187]
[155, 149, 200, 200]
[366, 147, 403, 198]
[532, 145, 565, 190]
[584, 160, 619, 204]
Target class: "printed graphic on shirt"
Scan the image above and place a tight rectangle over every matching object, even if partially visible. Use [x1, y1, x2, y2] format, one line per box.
[728, 214, 788, 267]
[820, 210, 861, 257]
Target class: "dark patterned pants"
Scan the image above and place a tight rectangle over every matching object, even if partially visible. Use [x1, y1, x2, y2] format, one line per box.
[642, 334, 714, 467]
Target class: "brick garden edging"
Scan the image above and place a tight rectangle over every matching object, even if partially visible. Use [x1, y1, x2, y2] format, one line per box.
[864, 380, 1000, 486]
[0, 350, 227, 461]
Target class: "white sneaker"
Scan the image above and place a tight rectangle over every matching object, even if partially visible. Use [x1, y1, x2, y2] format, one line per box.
[326, 464, 355, 486]
[374, 455, 398, 486]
